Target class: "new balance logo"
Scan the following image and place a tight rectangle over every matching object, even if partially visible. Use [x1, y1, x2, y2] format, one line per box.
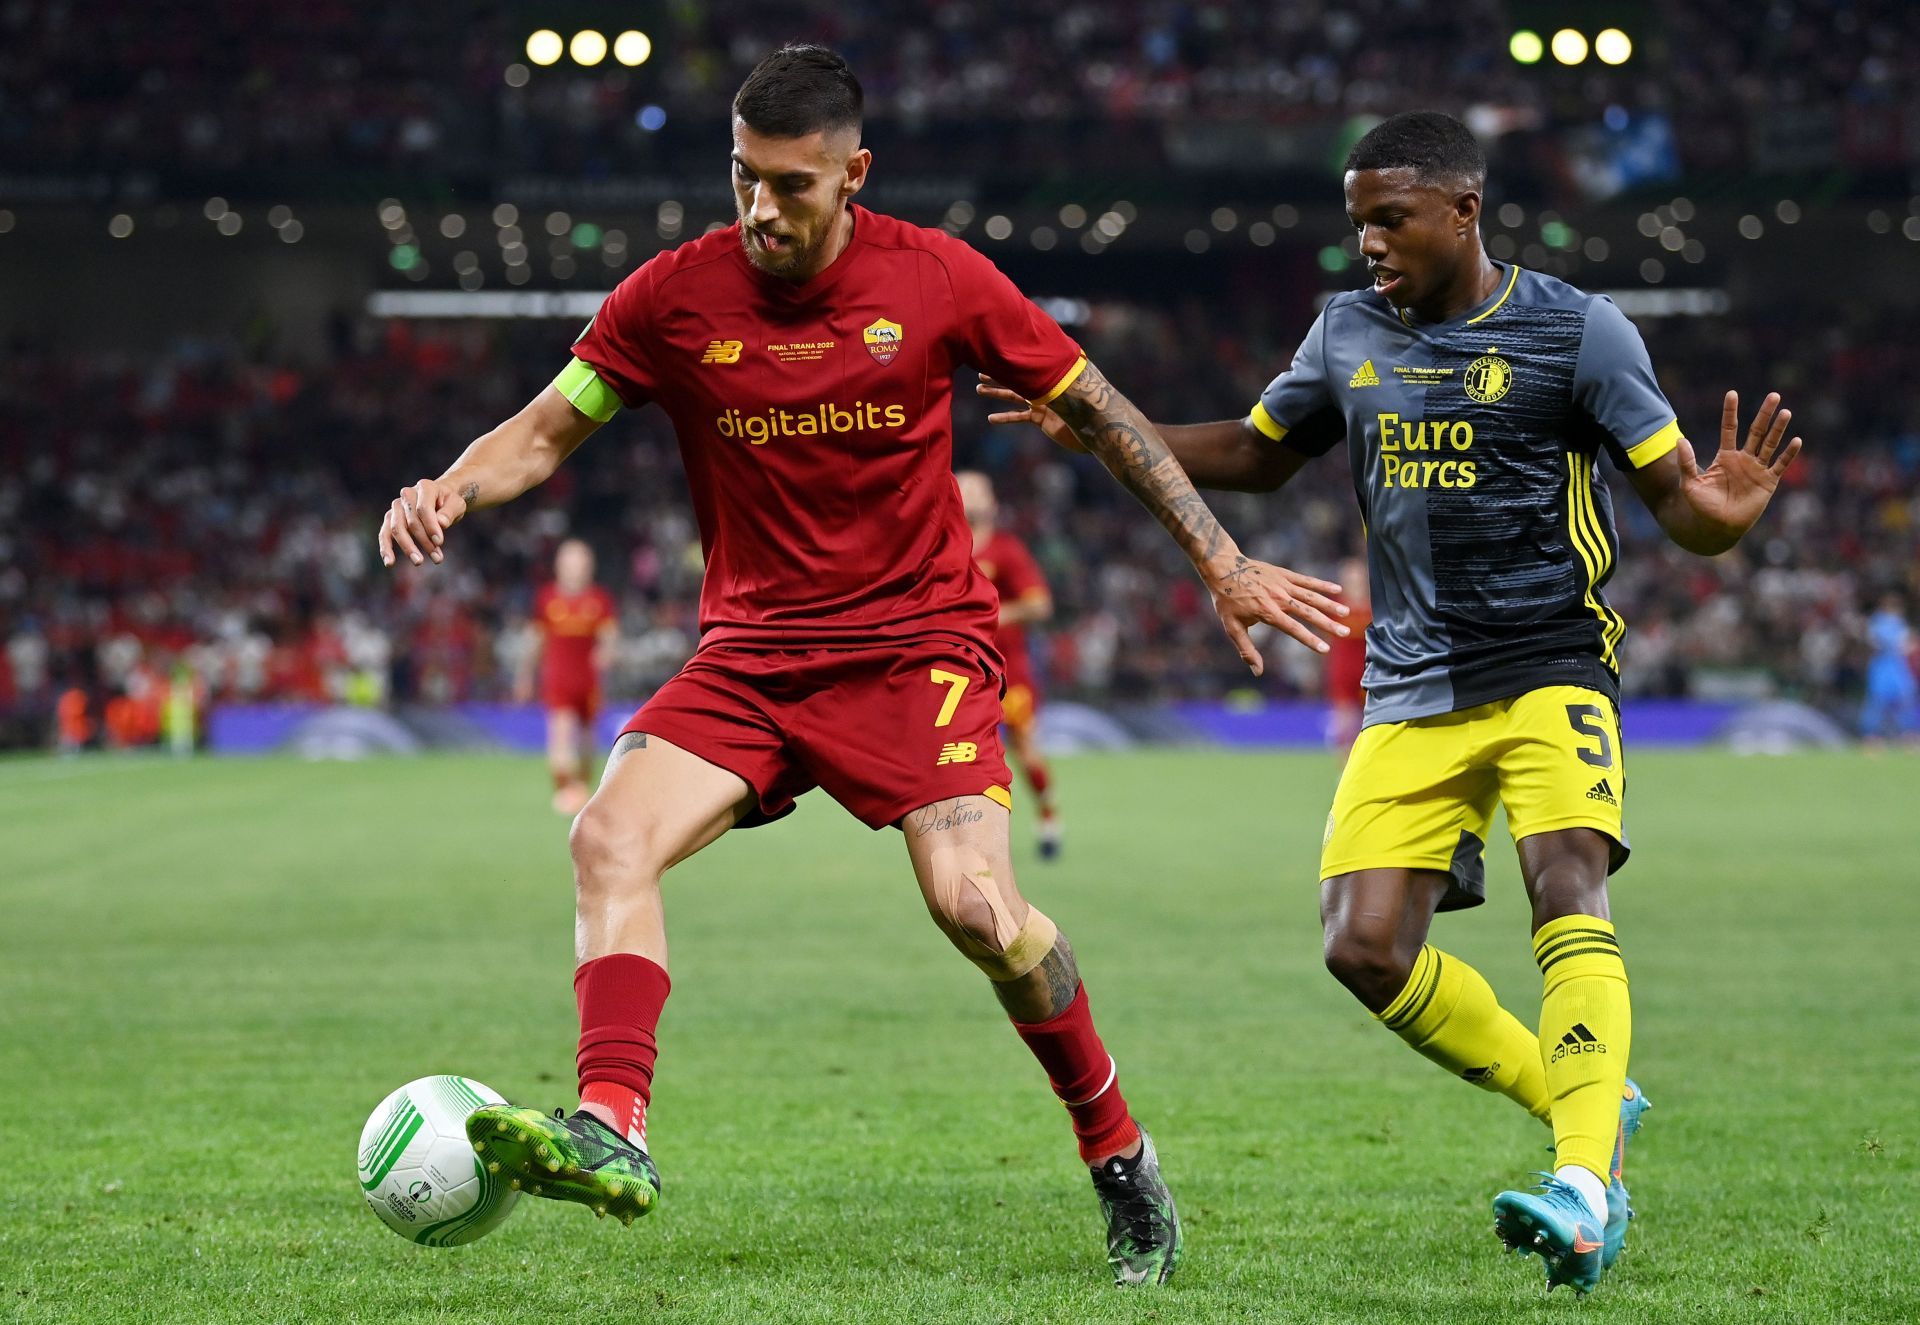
[936, 742, 978, 765]
[1586, 778, 1617, 805]
[701, 339, 743, 364]
[1549, 1022, 1607, 1062]
[1349, 358, 1381, 388]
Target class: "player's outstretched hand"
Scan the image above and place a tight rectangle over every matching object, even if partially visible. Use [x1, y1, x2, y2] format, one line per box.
[1205, 556, 1349, 674]
[377, 477, 469, 568]
[1677, 390, 1803, 537]
[975, 376, 1085, 452]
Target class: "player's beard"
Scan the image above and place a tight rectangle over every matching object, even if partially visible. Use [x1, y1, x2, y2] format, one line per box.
[738, 218, 823, 279]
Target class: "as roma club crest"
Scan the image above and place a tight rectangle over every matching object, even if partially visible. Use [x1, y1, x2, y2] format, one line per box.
[863, 317, 905, 366]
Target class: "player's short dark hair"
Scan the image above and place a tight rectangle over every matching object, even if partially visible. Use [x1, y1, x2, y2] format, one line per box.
[733, 44, 863, 139]
[1345, 111, 1486, 187]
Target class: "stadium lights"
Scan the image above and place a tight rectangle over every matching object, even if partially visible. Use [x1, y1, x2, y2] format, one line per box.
[570, 30, 608, 66]
[526, 30, 563, 66]
[1509, 30, 1544, 64]
[1551, 29, 1589, 64]
[1595, 29, 1632, 64]
[614, 30, 652, 66]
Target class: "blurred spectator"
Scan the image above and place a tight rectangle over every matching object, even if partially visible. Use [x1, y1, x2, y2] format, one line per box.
[4, 3, 1913, 193]
[3, 292, 1915, 749]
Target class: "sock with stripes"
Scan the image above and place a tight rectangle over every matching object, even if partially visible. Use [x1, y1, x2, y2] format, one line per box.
[1012, 984, 1140, 1162]
[1534, 915, 1631, 1187]
[1377, 945, 1551, 1120]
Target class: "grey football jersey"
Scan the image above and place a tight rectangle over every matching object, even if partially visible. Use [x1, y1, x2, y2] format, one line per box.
[1253, 265, 1679, 725]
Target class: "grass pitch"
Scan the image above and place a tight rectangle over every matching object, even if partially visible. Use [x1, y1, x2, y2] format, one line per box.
[2, 749, 1916, 1323]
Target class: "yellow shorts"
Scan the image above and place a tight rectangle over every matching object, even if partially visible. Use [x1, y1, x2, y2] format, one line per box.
[1320, 685, 1628, 910]
[1001, 683, 1037, 732]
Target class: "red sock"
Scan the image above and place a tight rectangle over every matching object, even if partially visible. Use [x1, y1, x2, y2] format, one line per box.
[1012, 984, 1140, 1161]
[574, 954, 671, 1148]
[1023, 758, 1052, 799]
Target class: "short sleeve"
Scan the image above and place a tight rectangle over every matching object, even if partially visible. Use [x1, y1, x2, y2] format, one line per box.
[1251, 310, 1345, 457]
[594, 587, 618, 628]
[570, 259, 664, 410]
[997, 538, 1048, 601]
[939, 239, 1086, 407]
[1575, 296, 1680, 470]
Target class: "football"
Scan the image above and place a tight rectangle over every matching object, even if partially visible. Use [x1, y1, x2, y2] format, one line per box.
[357, 1075, 519, 1246]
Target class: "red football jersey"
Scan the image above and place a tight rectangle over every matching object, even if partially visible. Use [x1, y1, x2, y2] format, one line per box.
[974, 529, 1048, 683]
[1324, 602, 1372, 703]
[571, 205, 1085, 661]
[535, 584, 616, 686]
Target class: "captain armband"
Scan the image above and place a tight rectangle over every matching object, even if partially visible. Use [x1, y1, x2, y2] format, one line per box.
[552, 357, 624, 423]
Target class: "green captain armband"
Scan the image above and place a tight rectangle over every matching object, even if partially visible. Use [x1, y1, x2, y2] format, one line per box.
[552, 357, 624, 422]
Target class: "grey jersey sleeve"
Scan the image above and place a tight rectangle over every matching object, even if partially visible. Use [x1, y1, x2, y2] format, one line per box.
[1574, 296, 1681, 469]
[1250, 308, 1346, 457]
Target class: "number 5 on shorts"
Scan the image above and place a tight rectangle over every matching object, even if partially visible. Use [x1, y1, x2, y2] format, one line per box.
[1565, 703, 1614, 769]
[929, 668, 971, 728]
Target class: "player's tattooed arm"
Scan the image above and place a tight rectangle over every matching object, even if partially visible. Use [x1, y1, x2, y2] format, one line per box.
[1051, 362, 1239, 566]
[377, 384, 603, 568]
[1051, 362, 1351, 668]
[977, 377, 1305, 491]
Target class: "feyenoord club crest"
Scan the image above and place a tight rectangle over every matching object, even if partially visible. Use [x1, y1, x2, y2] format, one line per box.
[863, 317, 904, 365]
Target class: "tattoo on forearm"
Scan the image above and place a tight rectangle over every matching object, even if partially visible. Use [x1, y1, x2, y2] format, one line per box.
[908, 799, 984, 837]
[1052, 362, 1233, 568]
[460, 481, 479, 504]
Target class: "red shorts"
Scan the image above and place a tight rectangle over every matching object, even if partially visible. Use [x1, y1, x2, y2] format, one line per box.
[622, 641, 1015, 830]
[543, 675, 601, 723]
[1001, 676, 1040, 731]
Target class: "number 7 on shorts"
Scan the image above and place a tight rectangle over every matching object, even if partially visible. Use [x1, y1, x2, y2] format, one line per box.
[930, 668, 971, 728]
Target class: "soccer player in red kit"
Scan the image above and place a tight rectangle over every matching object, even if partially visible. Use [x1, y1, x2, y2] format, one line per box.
[1324, 555, 1372, 755]
[377, 45, 1346, 1285]
[516, 538, 618, 816]
[957, 471, 1063, 857]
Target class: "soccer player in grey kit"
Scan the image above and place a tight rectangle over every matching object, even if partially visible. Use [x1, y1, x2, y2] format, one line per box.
[983, 110, 1803, 1294]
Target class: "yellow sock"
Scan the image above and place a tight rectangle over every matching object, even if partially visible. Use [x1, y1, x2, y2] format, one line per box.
[1378, 945, 1551, 1121]
[1534, 915, 1631, 1182]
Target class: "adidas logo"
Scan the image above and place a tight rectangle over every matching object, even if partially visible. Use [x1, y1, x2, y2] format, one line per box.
[1348, 358, 1381, 388]
[1585, 778, 1617, 805]
[1549, 1022, 1607, 1062]
[1460, 1064, 1498, 1084]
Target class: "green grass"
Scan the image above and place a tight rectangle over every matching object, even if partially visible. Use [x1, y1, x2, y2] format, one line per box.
[2, 749, 1916, 1323]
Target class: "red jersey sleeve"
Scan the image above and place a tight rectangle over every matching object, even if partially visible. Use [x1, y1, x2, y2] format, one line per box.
[937, 238, 1086, 407]
[570, 258, 663, 409]
[591, 586, 617, 631]
[995, 536, 1048, 602]
[532, 584, 556, 636]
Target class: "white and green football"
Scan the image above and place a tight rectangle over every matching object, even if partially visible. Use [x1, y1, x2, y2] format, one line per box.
[357, 1075, 519, 1246]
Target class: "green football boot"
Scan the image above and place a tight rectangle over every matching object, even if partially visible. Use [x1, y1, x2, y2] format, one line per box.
[1603, 1078, 1652, 1269]
[1089, 1130, 1181, 1286]
[467, 1105, 659, 1226]
[1493, 1173, 1607, 1293]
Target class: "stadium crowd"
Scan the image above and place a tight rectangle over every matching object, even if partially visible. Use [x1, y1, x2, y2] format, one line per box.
[4, 294, 1916, 748]
[5, 1, 1912, 188]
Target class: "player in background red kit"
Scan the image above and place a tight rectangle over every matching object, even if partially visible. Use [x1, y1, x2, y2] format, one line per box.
[516, 539, 618, 816]
[377, 45, 1347, 1285]
[957, 471, 1063, 858]
[1324, 556, 1372, 756]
